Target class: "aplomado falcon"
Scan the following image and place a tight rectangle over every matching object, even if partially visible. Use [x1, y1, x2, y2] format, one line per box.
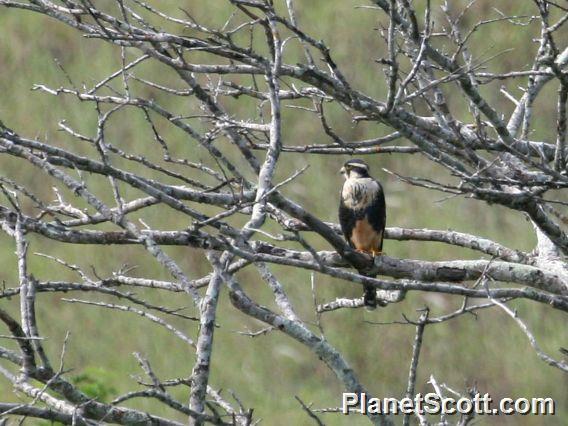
[339, 159, 386, 308]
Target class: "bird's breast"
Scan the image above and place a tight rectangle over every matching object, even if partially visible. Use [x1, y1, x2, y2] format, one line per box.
[341, 178, 380, 210]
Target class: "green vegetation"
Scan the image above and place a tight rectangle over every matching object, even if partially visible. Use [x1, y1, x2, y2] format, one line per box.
[0, 2, 566, 425]
[71, 367, 118, 403]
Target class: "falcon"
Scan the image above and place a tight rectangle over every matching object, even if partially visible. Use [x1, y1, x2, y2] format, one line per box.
[338, 159, 386, 308]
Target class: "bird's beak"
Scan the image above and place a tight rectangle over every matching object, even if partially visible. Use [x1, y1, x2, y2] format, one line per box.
[339, 166, 345, 175]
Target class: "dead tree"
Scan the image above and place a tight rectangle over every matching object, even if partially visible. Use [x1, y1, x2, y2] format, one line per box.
[0, 0, 566, 424]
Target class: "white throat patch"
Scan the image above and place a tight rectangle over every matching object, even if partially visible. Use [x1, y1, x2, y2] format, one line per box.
[341, 177, 379, 210]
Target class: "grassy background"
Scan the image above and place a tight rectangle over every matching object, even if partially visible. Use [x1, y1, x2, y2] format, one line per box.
[0, 1, 566, 425]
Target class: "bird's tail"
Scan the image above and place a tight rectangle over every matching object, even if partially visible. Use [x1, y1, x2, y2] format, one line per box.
[361, 270, 389, 309]
[361, 267, 383, 309]
[363, 282, 378, 310]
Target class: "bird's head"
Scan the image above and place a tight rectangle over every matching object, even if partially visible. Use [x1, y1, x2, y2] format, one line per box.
[340, 159, 370, 179]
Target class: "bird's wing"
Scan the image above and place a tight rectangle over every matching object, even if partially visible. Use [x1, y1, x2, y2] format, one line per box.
[338, 195, 356, 248]
[365, 179, 386, 250]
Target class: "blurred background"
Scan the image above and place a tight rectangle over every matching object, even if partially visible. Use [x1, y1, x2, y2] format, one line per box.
[0, 1, 566, 424]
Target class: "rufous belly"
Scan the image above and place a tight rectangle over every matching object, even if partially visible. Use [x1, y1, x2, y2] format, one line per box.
[351, 218, 382, 252]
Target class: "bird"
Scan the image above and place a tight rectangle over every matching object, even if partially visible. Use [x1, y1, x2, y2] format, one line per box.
[338, 159, 386, 309]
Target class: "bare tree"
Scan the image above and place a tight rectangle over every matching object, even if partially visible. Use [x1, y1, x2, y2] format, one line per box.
[0, 0, 566, 425]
